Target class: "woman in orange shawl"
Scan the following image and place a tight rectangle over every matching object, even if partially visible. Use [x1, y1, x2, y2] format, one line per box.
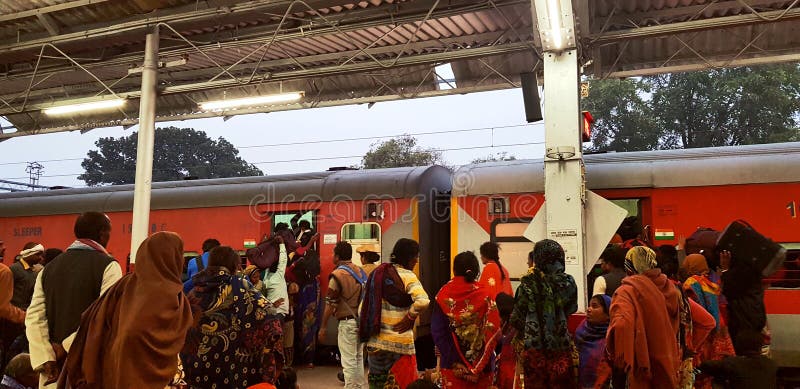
[478, 241, 512, 297]
[58, 232, 193, 389]
[431, 251, 501, 387]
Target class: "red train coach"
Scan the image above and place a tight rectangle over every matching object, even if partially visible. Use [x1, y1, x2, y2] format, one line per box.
[452, 142, 800, 367]
[0, 166, 453, 305]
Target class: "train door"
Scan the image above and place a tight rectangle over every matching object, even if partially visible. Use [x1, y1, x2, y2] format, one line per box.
[341, 222, 381, 266]
[490, 217, 534, 292]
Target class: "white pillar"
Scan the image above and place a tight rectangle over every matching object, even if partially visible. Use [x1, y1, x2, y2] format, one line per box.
[542, 49, 587, 311]
[130, 26, 159, 263]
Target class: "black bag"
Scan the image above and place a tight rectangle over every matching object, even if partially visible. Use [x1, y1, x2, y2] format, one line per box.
[685, 227, 722, 267]
[291, 250, 320, 285]
[717, 220, 786, 277]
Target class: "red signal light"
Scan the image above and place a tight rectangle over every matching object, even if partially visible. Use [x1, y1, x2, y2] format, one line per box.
[581, 111, 593, 142]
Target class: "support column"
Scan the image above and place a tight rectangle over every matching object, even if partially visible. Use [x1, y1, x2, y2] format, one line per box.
[542, 49, 587, 310]
[130, 26, 159, 262]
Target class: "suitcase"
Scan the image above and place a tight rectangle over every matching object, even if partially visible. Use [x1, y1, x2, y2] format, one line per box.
[716, 220, 786, 277]
[685, 227, 721, 267]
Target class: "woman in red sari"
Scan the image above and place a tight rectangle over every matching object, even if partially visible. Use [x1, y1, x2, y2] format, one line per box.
[479, 241, 512, 297]
[432, 251, 502, 387]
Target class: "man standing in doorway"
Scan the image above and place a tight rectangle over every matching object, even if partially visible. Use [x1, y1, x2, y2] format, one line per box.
[319, 242, 367, 389]
[26, 212, 122, 388]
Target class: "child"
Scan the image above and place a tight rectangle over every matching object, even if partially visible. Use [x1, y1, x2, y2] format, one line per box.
[494, 292, 518, 389]
[575, 295, 612, 389]
[699, 330, 777, 389]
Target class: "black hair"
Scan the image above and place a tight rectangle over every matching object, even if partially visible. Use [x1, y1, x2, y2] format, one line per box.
[43, 248, 62, 265]
[453, 251, 480, 282]
[360, 251, 380, 264]
[617, 216, 642, 241]
[600, 245, 625, 269]
[656, 244, 679, 279]
[276, 368, 298, 389]
[733, 330, 764, 356]
[298, 220, 311, 229]
[479, 241, 505, 280]
[407, 379, 438, 389]
[208, 246, 241, 273]
[202, 238, 221, 253]
[495, 292, 514, 322]
[274, 222, 290, 232]
[334, 241, 353, 261]
[74, 212, 111, 241]
[390, 238, 420, 269]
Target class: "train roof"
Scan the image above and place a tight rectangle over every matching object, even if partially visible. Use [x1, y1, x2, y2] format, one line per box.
[452, 142, 800, 196]
[0, 165, 452, 217]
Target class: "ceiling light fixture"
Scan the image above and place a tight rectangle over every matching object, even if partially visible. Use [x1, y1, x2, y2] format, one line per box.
[200, 92, 304, 111]
[43, 99, 126, 116]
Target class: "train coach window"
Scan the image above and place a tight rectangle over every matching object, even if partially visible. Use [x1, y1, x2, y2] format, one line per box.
[342, 222, 381, 266]
[491, 218, 533, 281]
[765, 246, 800, 289]
[489, 197, 509, 215]
[271, 211, 315, 231]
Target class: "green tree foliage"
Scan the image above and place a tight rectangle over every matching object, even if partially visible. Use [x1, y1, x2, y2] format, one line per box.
[471, 152, 517, 164]
[80, 126, 263, 186]
[361, 135, 444, 169]
[582, 64, 800, 152]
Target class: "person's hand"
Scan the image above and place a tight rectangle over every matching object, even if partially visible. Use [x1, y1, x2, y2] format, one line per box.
[318, 327, 327, 342]
[41, 361, 60, 385]
[52, 342, 66, 362]
[393, 314, 415, 333]
[720, 250, 732, 271]
[272, 298, 285, 308]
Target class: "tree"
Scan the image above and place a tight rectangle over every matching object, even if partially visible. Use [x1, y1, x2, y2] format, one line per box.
[471, 152, 517, 163]
[361, 135, 444, 169]
[79, 126, 263, 186]
[581, 63, 800, 152]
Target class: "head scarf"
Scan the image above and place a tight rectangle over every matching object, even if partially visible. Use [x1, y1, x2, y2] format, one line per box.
[576, 294, 612, 388]
[59, 232, 193, 389]
[682, 254, 709, 276]
[532, 239, 565, 274]
[597, 294, 612, 314]
[19, 244, 44, 259]
[625, 246, 657, 274]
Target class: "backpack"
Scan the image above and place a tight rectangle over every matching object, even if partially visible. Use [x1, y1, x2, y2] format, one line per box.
[331, 264, 367, 319]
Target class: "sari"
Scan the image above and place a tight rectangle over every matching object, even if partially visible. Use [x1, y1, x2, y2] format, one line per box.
[431, 277, 501, 387]
[575, 320, 611, 389]
[511, 240, 578, 389]
[181, 267, 284, 389]
[294, 276, 320, 366]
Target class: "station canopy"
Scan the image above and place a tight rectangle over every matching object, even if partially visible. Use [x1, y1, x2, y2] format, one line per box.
[1, 0, 799, 139]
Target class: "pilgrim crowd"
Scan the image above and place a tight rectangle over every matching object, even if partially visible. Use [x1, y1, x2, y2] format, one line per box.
[0, 212, 779, 389]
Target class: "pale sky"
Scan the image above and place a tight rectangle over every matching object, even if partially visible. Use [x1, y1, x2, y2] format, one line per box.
[0, 88, 545, 189]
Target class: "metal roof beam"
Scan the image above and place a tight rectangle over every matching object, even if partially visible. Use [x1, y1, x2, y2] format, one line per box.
[597, 0, 783, 31]
[592, 6, 800, 44]
[602, 51, 800, 78]
[0, 0, 112, 23]
[35, 13, 61, 36]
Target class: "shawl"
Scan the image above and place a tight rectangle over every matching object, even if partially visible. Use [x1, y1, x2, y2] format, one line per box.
[575, 319, 609, 389]
[432, 277, 501, 375]
[479, 262, 513, 298]
[684, 275, 722, 329]
[182, 266, 284, 388]
[67, 239, 109, 256]
[359, 263, 413, 342]
[59, 232, 193, 389]
[0, 263, 25, 324]
[510, 239, 577, 351]
[606, 270, 681, 389]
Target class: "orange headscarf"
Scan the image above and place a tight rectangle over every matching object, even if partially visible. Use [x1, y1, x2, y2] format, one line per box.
[59, 232, 193, 389]
[682, 254, 709, 276]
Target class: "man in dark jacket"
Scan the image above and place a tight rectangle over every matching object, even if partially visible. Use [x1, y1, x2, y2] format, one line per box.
[699, 330, 777, 389]
[720, 250, 767, 353]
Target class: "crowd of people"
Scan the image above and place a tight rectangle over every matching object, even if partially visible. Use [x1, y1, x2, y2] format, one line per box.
[0, 212, 781, 389]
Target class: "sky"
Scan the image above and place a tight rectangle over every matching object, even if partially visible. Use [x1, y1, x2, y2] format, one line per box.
[0, 88, 546, 189]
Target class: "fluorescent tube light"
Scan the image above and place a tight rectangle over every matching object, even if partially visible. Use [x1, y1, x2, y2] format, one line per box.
[43, 99, 126, 115]
[547, 0, 563, 50]
[200, 92, 304, 111]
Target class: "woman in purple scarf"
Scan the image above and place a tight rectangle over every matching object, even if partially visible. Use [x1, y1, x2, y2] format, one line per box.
[575, 294, 612, 389]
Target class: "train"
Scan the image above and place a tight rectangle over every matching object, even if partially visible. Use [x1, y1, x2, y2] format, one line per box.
[1, 142, 798, 367]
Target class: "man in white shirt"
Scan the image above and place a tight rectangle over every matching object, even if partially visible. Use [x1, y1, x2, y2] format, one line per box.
[25, 212, 122, 388]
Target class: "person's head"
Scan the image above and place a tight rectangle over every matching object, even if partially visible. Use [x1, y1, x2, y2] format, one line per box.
[276, 367, 298, 389]
[298, 220, 311, 231]
[682, 253, 710, 277]
[202, 238, 221, 253]
[20, 242, 45, 265]
[134, 232, 185, 288]
[531, 239, 565, 274]
[357, 244, 380, 264]
[656, 244, 679, 279]
[74, 212, 112, 247]
[333, 241, 353, 264]
[407, 379, 438, 389]
[43, 248, 62, 266]
[733, 330, 764, 357]
[495, 292, 514, 323]
[453, 251, 480, 282]
[4, 353, 37, 388]
[479, 241, 506, 280]
[390, 238, 420, 270]
[600, 245, 625, 273]
[624, 246, 658, 275]
[586, 294, 611, 325]
[208, 246, 241, 273]
[617, 216, 642, 241]
[245, 265, 261, 284]
[274, 222, 289, 233]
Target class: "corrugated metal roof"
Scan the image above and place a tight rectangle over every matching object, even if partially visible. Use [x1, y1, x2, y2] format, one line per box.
[0, 0, 798, 137]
